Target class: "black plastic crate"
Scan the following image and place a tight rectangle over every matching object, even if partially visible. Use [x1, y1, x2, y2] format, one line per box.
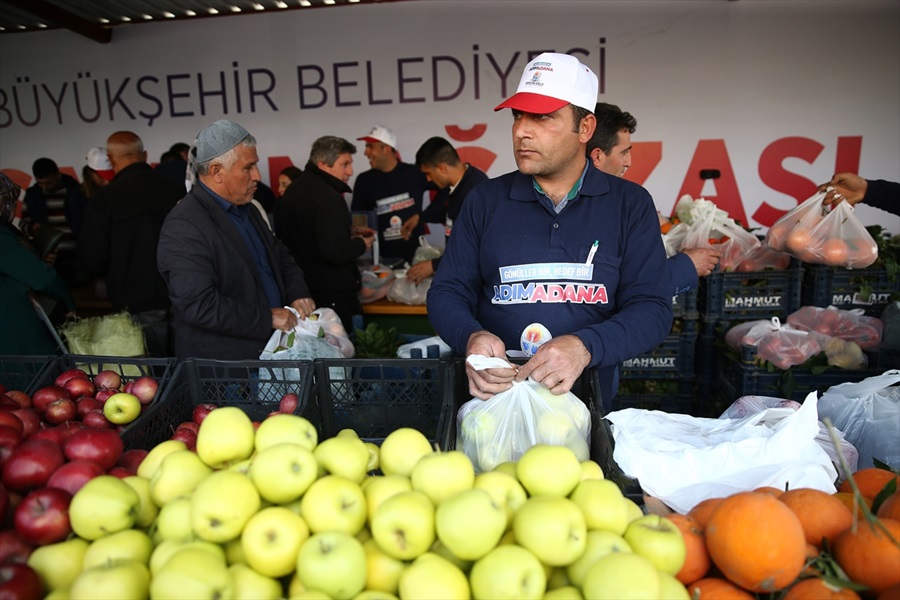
[613, 377, 696, 413]
[698, 261, 803, 321]
[620, 318, 698, 380]
[121, 358, 315, 451]
[32, 354, 175, 399]
[672, 289, 698, 319]
[444, 358, 644, 505]
[313, 358, 453, 447]
[0, 355, 55, 394]
[801, 264, 899, 317]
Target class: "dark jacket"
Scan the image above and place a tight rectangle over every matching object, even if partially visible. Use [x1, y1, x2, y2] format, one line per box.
[275, 161, 367, 295]
[78, 162, 183, 313]
[157, 184, 311, 360]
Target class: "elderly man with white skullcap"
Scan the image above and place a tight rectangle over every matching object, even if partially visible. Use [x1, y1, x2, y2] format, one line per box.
[157, 120, 315, 360]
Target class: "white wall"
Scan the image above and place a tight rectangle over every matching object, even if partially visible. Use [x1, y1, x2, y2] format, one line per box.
[1, 0, 897, 231]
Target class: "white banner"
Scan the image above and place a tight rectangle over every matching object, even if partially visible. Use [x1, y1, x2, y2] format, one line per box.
[1, 0, 898, 232]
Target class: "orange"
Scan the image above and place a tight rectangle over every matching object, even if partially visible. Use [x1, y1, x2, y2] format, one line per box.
[753, 485, 784, 498]
[834, 492, 873, 518]
[669, 513, 710, 585]
[780, 488, 854, 548]
[782, 577, 861, 599]
[821, 238, 849, 266]
[705, 492, 807, 593]
[833, 517, 900, 595]
[688, 497, 725, 529]
[839, 468, 900, 501]
[687, 577, 755, 599]
[878, 492, 900, 522]
[876, 583, 900, 600]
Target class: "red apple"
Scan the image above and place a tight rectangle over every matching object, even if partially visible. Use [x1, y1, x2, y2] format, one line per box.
[106, 466, 134, 479]
[52, 420, 87, 442]
[175, 421, 199, 435]
[1, 439, 65, 494]
[62, 427, 123, 470]
[0, 563, 42, 600]
[46, 459, 104, 495]
[123, 381, 134, 394]
[13, 486, 72, 545]
[93, 388, 118, 404]
[0, 410, 24, 436]
[82, 410, 113, 430]
[93, 370, 122, 391]
[0, 530, 32, 565]
[130, 376, 159, 405]
[267, 410, 281, 419]
[43, 398, 77, 425]
[75, 398, 102, 419]
[0, 425, 23, 468]
[116, 449, 148, 472]
[0, 383, 4, 395]
[170, 427, 197, 450]
[63, 377, 95, 400]
[31, 385, 71, 414]
[26, 427, 64, 446]
[192, 403, 217, 425]
[53, 368, 89, 388]
[252, 421, 261, 430]
[0, 482, 8, 524]
[3, 391, 32, 409]
[279, 392, 300, 414]
[10, 409, 40, 439]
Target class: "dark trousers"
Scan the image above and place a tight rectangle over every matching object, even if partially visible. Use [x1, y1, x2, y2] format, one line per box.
[132, 308, 172, 357]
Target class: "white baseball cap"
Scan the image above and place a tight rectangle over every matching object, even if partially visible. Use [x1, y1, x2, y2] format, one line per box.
[494, 52, 598, 114]
[357, 125, 397, 149]
[86, 147, 115, 181]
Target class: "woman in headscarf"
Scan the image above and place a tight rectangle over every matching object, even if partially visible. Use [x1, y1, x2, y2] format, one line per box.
[0, 172, 76, 355]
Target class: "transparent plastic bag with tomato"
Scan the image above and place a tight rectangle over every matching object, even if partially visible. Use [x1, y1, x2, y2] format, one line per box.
[682, 198, 759, 270]
[724, 317, 821, 369]
[731, 242, 792, 272]
[787, 305, 883, 350]
[765, 191, 827, 254]
[803, 201, 879, 268]
[358, 264, 396, 303]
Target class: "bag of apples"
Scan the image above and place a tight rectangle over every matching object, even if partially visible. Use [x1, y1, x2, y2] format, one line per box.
[456, 355, 591, 473]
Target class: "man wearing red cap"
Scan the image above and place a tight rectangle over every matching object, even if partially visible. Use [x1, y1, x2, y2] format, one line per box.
[427, 52, 673, 411]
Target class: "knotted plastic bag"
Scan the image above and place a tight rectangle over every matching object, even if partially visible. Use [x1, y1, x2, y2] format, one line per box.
[411, 235, 443, 265]
[457, 355, 591, 473]
[681, 196, 760, 271]
[359, 264, 396, 304]
[724, 317, 821, 369]
[387, 274, 431, 305]
[765, 191, 827, 253]
[803, 201, 879, 268]
[787, 305, 883, 350]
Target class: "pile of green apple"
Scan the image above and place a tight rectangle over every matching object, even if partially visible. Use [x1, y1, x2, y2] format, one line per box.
[23, 409, 690, 599]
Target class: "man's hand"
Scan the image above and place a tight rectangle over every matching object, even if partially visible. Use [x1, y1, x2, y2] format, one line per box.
[400, 214, 420, 241]
[515, 335, 591, 395]
[465, 330, 517, 400]
[272, 307, 298, 332]
[406, 260, 434, 284]
[817, 172, 867, 209]
[682, 247, 721, 277]
[290, 297, 316, 319]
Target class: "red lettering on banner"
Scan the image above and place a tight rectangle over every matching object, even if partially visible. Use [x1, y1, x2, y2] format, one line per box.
[677, 140, 748, 228]
[834, 136, 862, 176]
[624, 141, 662, 187]
[754, 137, 822, 227]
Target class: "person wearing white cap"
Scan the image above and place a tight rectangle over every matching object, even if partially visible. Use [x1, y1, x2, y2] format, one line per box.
[157, 119, 315, 360]
[350, 124, 432, 265]
[81, 147, 114, 200]
[427, 52, 673, 411]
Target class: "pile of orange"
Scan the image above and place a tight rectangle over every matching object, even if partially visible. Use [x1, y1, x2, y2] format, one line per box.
[672, 467, 900, 598]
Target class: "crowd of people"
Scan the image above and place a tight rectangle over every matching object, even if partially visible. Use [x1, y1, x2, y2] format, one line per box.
[2, 51, 896, 405]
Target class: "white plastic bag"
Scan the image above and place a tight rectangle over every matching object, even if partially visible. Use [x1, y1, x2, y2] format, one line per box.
[457, 355, 591, 473]
[817, 370, 900, 470]
[606, 392, 838, 513]
[387, 274, 431, 305]
[412, 235, 443, 265]
[396, 335, 452, 358]
[259, 307, 354, 360]
[359, 265, 395, 304]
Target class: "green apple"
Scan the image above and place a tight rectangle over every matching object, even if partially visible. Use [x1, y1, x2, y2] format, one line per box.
[136, 439, 187, 479]
[149, 540, 225, 575]
[363, 538, 405, 594]
[150, 547, 234, 600]
[623, 497, 644, 523]
[336, 427, 360, 439]
[70, 475, 140, 540]
[459, 409, 497, 451]
[623, 515, 686, 576]
[370, 490, 435, 560]
[566, 529, 632, 587]
[411, 450, 475, 505]
[582, 552, 660, 599]
[544, 586, 583, 599]
[379, 427, 433, 477]
[196, 405, 256, 468]
[295, 531, 366, 600]
[547, 566, 572, 590]
[27, 537, 89, 592]
[435, 488, 506, 560]
[513, 496, 587, 567]
[570, 478, 629, 534]
[299, 474, 366, 535]
[477, 444, 514, 473]
[103, 392, 142, 425]
[398, 552, 470, 600]
[355, 591, 399, 600]
[241, 505, 309, 578]
[473, 471, 527, 525]
[228, 457, 254, 476]
[430, 539, 473, 574]
[516, 444, 581, 497]
[83, 529, 153, 570]
[579, 460, 605, 481]
[191, 470, 261, 543]
[69, 559, 150, 600]
[229, 563, 282, 600]
[469, 544, 546, 600]
[255, 413, 318, 453]
[224, 538, 245, 565]
[363, 474, 412, 523]
[657, 571, 691, 600]
[249, 442, 318, 503]
[535, 411, 576, 445]
[314, 436, 370, 483]
[154, 496, 194, 543]
[492, 461, 518, 479]
[565, 434, 591, 461]
[150, 449, 213, 506]
[364, 441, 380, 472]
[122, 475, 159, 529]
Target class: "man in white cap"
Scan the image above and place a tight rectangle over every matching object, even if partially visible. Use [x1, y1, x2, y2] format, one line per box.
[427, 52, 673, 411]
[350, 125, 432, 265]
[157, 119, 315, 360]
